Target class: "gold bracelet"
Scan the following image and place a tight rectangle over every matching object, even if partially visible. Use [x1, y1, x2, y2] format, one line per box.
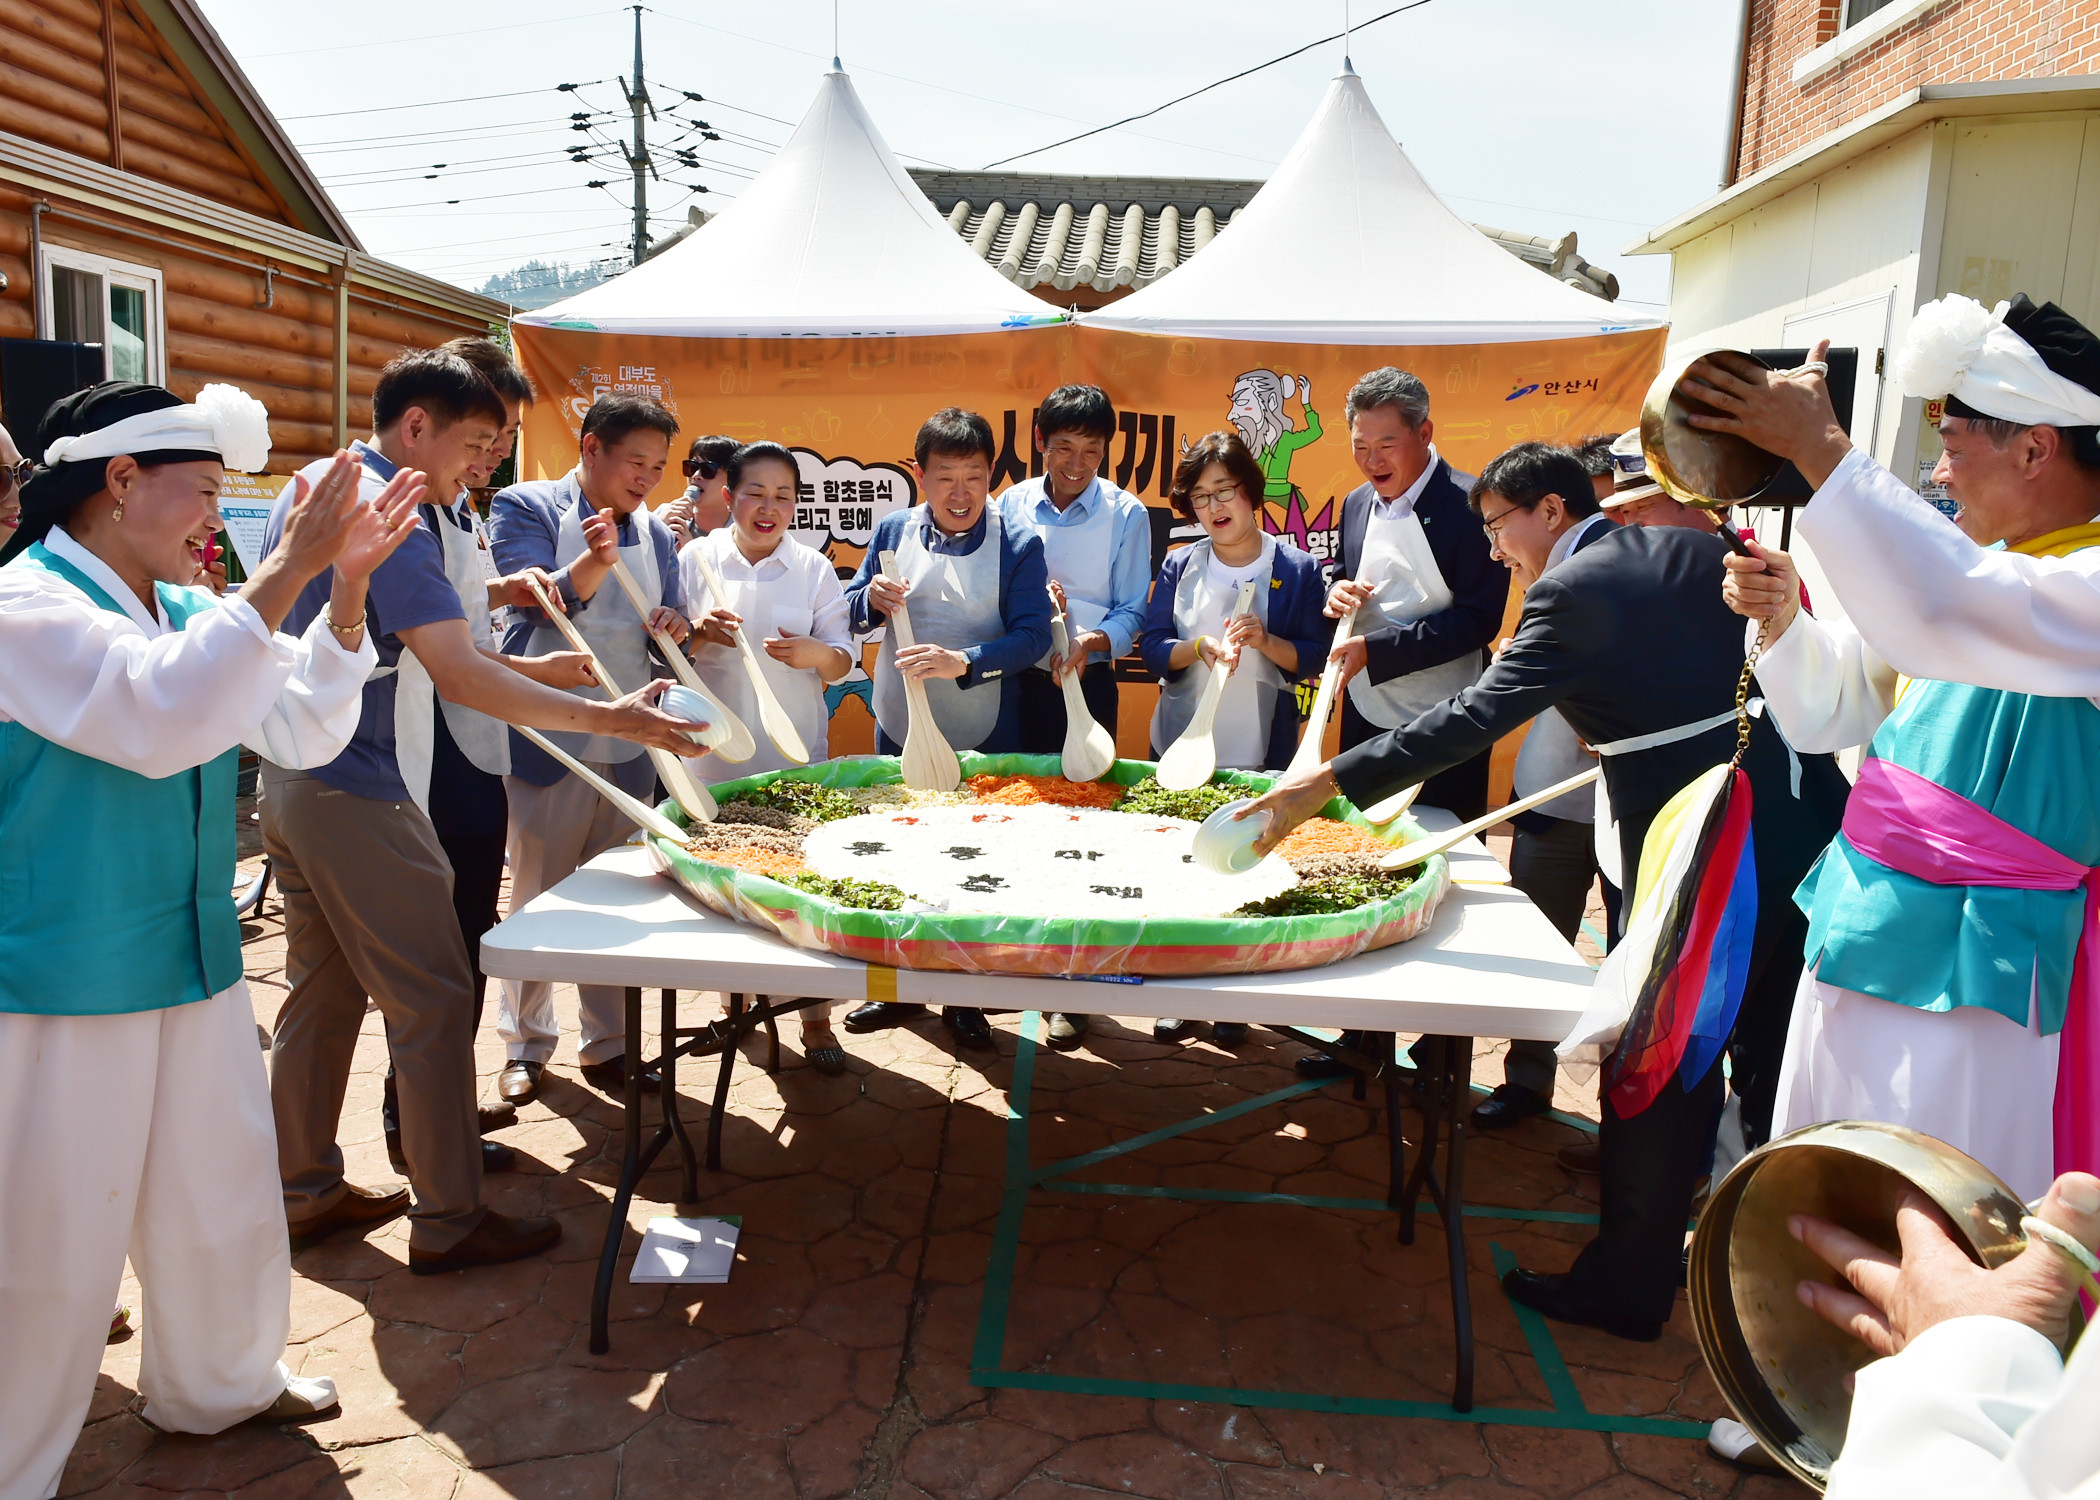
[326, 610, 365, 637]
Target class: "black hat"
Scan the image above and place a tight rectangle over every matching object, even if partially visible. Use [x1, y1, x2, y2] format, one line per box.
[1946, 295, 2100, 463]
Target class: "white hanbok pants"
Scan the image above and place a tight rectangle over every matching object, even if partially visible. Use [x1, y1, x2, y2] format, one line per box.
[1772, 963, 2061, 1201]
[0, 983, 291, 1500]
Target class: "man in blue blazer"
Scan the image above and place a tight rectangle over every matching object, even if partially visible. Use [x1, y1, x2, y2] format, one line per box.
[1324, 368, 1507, 820]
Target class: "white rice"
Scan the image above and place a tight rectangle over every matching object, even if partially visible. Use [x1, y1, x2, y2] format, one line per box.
[801, 804, 1298, 919]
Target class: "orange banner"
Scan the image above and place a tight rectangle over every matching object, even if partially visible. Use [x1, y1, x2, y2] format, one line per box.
[512, 321, 1667, 756]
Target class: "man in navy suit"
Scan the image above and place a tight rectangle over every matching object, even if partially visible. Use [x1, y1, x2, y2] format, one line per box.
[1323, 368, 1508, 819]
[1249, 442, 1849, 1342]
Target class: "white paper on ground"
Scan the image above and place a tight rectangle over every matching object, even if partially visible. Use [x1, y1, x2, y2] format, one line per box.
[630, 1215, 743, 1283]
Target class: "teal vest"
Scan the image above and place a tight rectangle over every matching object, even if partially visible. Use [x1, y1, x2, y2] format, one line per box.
[0, 543, 242, 1015]
[1797, 677, 2100, 1034]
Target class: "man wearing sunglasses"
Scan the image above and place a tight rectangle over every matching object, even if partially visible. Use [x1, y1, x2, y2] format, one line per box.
[664, 434, 736, 548]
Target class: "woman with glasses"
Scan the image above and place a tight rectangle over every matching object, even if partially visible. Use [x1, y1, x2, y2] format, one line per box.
[679, 440, 856, 1075]
[0, 424, 28, 539]
[1140, 430, 1327, 1046]
[664, 434, 737, 547]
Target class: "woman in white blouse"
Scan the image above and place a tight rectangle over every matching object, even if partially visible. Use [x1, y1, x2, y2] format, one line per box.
[679, 441, 855, 1072]
[0, 380, 424, 1494]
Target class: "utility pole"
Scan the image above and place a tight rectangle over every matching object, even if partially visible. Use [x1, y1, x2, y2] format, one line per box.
[618, 5, 656, 267]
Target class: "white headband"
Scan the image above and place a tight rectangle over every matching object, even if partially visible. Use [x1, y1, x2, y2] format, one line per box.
[42, 384, 271, 474]
[1893, 295, 2100, 430]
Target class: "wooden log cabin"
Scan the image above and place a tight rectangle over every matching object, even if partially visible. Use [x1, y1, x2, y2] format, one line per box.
[0, 0, 509, 471]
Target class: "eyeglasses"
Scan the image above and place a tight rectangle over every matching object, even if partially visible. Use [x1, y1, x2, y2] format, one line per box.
[0, 457, 31, 499]
[1478, 503, 1524, 543]
[1186, 482, 1242, 512]
[682, 458, 722, 480]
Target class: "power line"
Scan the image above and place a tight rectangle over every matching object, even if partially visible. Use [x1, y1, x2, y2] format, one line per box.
[277, 85, 597, 122]
[981, 0, 1438, 170]
[297, 115, 604, 151]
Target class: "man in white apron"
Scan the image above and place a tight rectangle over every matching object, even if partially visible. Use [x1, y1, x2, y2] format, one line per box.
[1324, 367, 1507, 818]
[489, 392, 690, 1104]
[264, 351, 703, 1278]
[840, 407, 1054, 1051]
[999, 384, 1152, 1049]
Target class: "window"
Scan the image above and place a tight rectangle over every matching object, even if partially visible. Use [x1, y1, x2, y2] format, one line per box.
[38, 247, 164, 384]
[1844, 0, 1898, 22]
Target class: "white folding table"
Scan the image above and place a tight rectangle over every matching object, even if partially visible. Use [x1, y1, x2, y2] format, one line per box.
[480, 815, 1595, 1407]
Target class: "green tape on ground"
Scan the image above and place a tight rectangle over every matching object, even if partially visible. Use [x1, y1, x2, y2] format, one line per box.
[1027, 1077, 1329, 1185]
[1039, 1178, 1602, 1225]
[968, 1368, 1711, 1439]
[1489, 1240, 1586, 1416]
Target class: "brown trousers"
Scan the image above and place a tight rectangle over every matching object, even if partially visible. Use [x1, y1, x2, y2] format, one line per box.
[260, 765, 484, 1252]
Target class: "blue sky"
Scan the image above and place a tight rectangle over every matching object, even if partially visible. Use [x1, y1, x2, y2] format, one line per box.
[197, 0, 1740, 309]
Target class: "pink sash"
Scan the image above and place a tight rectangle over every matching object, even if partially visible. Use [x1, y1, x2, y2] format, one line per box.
[1843, 756, 2098, 1180]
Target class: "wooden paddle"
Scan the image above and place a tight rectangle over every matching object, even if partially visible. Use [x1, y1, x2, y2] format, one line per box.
[878, 549, 961, 793]
[1374, 766, 1600, 871]
[1155, 578, 1259, 792]
[1049, 606, 1116, 783]
[513, 723, 691, 843]
[682, 544, 811, 765]
[1284, 602, 1359, 780]
[1359, 781, 1422, 827]
[603, 555, 757, 764]
[522, 576, 717, 825]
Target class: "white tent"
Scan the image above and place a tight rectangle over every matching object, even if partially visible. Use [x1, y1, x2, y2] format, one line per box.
[1084, 64, 1664, 346]
[515, 66, 1061, 339]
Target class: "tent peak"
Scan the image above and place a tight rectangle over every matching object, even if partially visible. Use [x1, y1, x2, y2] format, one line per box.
[1340, 55, 1357, 77]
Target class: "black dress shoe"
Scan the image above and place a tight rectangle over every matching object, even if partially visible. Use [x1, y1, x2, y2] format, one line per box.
[497, 1060, 543, 1105]
[1295, 1052, 1355, 1080]
[579, 1055, 662, 1096]
[385, 1134, 522, 1173]
[1500, 1267, 1663, 1343]
[844, 1001, 926, 1032]
[943, 1007, 994, 1049]
[1471, 1083, 1550, 1131]
[1211, 1022, 1249, 1049]
[1045, 1012, 1089, 1049]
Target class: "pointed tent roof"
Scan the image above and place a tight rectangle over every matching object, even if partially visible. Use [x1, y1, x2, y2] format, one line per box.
[1085, 66, 1663, 346]
[517, 67, 1063, 338]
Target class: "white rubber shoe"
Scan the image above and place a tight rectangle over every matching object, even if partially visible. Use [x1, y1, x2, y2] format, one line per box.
[1707, 1417, 1781, 1472]
[260, 1375, 340, 1422]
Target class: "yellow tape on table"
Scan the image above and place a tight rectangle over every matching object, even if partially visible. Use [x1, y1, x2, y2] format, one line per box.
[865, 965, 899, 1004]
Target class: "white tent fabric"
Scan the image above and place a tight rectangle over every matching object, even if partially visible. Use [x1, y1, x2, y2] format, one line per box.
[1084, 66, 1665, 346]
[515, 67, 1061, 339]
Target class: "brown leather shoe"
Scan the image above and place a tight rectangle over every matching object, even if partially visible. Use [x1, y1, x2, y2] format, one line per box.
[288, 1182, 409, 1250]
[497, 1059, 542, 1105]
[408, 1210, 561, 1275]
[1557, 1139, 1601, 1175]
[478, 1100, 518, 1134]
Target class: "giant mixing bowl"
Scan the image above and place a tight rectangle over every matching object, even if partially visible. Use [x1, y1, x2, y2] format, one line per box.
[1688, 1121, 2043, 1490]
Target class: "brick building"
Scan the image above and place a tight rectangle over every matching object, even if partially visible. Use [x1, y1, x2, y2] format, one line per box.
[1626, 0, 2099, 604]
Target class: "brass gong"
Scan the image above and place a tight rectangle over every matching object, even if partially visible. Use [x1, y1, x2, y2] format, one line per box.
[1639, 349, 1790, 510]
[1688, 1121, 2065, 1492]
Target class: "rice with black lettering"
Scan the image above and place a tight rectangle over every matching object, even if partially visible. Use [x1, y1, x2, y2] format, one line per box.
[799, 803, 1298, 919]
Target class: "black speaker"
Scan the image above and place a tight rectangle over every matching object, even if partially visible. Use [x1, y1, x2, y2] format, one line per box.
[0, 338, 104, 451]
[1744, 346, 1859, 503]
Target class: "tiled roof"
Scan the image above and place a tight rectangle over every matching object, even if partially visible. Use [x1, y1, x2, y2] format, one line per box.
[906, 170, 1620, 303]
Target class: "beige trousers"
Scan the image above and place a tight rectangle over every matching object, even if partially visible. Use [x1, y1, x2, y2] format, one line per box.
[261, 765, 483, 1252]
[0, 984, 290, 1500]
[498, 758, 653, 1066]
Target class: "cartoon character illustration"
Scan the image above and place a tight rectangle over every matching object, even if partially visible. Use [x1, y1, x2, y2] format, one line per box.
[1227, 370, 1321, 501]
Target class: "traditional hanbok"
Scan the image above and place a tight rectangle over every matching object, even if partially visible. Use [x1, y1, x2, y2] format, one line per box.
[0, 389, 373, 1499]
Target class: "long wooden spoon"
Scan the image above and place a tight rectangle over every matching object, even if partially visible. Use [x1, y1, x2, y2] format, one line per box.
[682, 545, 810, 765]
[1359, 781, 1422, 827]
[878, 549, 961, 793]
[1156, 578, 1258, 792]
[1050, 608, 1116, 783]
[523, 576, 717, 825]
[514, 723, 690, 843]
[604, 555, 757, 764]
[1373, 767, 1600, 870]
[1284, 603, 1358, 780]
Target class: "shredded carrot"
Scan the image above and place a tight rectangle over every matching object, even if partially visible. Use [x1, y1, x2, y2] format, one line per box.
[1273, 818, 1389, 861]
[966, 772, 1124, 809]
[705, 845, 810, 880]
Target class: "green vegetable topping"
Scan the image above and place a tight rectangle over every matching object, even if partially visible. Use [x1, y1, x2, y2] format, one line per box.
[731, 780, 860, 823]
[1114, 776, 1242, 822]
[1233, 870, 1416, 917]
[787, 873, 907, 910]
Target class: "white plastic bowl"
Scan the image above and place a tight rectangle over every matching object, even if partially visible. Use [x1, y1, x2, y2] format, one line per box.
[1191, 799, 1265, 875]
[659, 683, 731, 750]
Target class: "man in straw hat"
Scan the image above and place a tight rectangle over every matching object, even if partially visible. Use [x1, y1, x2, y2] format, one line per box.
[1695, 295, 2100, 1206]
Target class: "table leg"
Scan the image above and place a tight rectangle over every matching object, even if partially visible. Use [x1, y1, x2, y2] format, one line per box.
[762, 1006, 782, 1073]
[590, 984, 646, 1356]
[1383, 1054, 1406, 1212]
[1398, 1046, 1439, 1247]
[1438, 1036, 1475, 1413]
[662, 988, 700, 1205]
[707, 992, 742, 1173]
